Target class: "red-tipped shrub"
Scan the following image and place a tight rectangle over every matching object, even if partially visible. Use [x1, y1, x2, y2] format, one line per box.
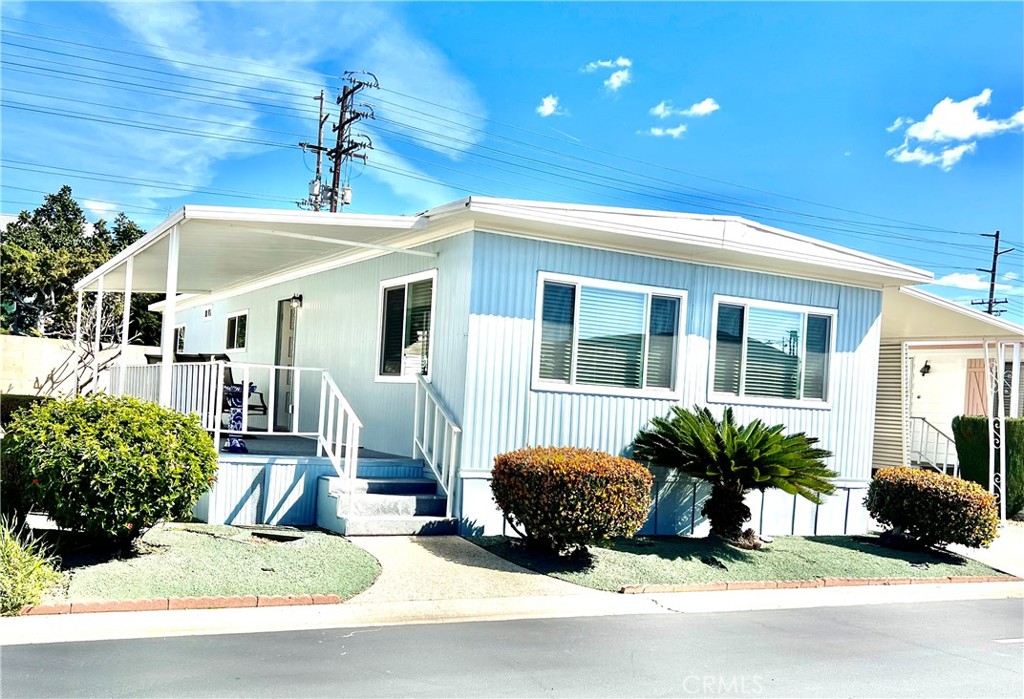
[866, 467, 999, 549]
[491, 447, 653, 553]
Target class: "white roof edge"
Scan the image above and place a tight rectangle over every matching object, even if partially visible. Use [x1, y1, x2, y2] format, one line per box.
[74, 207, 186, 291]
[899, 286, 1024, 336]
[458, 197, 933, 286]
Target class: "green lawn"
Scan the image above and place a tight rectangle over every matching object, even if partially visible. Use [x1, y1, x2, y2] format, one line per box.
[472, 535, 1011, 592]
[49, 523, 380, 602]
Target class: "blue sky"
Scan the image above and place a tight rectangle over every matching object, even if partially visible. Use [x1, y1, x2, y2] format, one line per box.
[2, 2, 1022, 321]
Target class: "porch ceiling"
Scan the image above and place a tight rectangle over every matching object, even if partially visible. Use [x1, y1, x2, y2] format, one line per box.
[881, 287, 1024, 341]
[75, 206, 422, 294]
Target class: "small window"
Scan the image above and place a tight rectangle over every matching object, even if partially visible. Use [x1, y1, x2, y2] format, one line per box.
[174, 325, 186, 353]
[226, 312, 247, 351]
[377, 271, 435, 380]
[534, 274, 684, 395]
[712, 297, 834, 404]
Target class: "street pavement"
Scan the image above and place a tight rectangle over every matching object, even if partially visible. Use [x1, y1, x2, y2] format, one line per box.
[2, 599, 1021, 698]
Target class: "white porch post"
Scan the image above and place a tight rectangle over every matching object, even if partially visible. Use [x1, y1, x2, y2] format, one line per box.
[1010, 342, 1021, 419]
[158, 225, 180, 407]
[92, 275, 104, 392]
[118, 257, 134, 396]
[73, 288, 84, 395]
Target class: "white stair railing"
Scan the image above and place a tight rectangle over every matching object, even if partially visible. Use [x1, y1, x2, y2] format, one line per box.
[908, 416, 959, 477]
[317, 372, 362, 484]
[413, 376, 461, 517]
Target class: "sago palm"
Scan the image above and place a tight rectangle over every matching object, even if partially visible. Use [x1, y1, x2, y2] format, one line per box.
[633, 406, 837, 542]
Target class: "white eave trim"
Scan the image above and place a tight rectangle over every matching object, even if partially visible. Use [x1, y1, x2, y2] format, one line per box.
[74, 208, 186, 291]
[899, 286, 1024, 336]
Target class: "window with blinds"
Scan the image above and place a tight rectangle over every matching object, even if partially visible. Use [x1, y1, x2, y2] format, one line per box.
[535, 275, 683, 394]
[378, 272, 435, 379]
[712, 299, 833, 403]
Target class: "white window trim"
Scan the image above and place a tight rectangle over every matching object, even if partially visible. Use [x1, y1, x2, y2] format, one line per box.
[173, 324, 187, 353]
[374, 268, 438, 384]
[531, 271, 687, 400]
[225, 309, 249, 354]
[707, 294, 838, 410]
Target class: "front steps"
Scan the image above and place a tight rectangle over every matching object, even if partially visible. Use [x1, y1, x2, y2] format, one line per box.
[316, 459, 457, 536]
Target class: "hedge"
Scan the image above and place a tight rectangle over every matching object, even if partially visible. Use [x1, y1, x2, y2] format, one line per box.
[951, 416, 1023, 517]
[3, 394, 219, 546]
[865, 466, 999, 549]
[491, 446, 653, 553]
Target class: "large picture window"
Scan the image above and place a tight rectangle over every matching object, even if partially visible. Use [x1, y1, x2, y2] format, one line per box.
[534, 273, 685, 396]
[711, 297, 834, 405]
[377, 270, 436, 381]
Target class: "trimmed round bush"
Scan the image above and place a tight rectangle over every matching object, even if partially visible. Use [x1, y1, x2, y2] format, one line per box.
[3, 394, 218, 546]
[865, 467, 999, 549]
[491, 446, 653, 553]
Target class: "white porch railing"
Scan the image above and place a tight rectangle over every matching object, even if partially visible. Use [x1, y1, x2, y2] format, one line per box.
[316, 372, 362, 486]
[413, 376, 461, 517]
[111, 361, 361, 481]
[908, 416, 959, 477]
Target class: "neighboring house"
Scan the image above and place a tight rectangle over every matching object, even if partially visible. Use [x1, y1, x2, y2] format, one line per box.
[76, 197, 996, 537]
[873, 287, 1024, 478]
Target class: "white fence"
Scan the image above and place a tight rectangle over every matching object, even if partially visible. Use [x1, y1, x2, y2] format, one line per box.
[111, 361, 361, 480]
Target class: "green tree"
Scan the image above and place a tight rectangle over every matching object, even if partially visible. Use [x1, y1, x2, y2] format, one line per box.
[633, 406, 837, 542]
[1, 187, 159, 343]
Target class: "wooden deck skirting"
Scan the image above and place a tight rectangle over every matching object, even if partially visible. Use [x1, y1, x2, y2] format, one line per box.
[617, 575, 1020, 594]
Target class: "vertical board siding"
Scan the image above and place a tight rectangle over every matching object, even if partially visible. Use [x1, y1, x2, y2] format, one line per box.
[175, 234, 473, 456]
[873, 341, 907, 470]
[463, 233, 882, 534]
[203, 458, 339, 526]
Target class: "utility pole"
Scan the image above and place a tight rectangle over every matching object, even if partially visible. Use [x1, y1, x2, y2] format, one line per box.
[298, 90, 330, 211]
[972, 230, 1014, 316]
[326, 72, 376, 212]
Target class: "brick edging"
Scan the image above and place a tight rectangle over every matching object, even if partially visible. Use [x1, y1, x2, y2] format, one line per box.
[21, 593, 342, 616]
[618, 575, 1022, 594]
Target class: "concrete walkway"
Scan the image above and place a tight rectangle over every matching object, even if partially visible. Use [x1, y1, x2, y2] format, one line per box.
[348, 536, 598, 603]
[951, 520, 1024, 578]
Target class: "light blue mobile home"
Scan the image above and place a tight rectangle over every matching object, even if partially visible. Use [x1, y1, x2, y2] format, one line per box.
[75, 198, 933, 536]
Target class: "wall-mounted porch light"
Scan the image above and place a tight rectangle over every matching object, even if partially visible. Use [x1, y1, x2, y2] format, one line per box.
[289, 294, 303, 309]
[920, 360, 931, 376]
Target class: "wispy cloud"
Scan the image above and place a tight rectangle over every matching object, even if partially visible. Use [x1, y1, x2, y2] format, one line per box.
[641, 124, 688, 139]
[582, 56, 632, 72]
[583, 56, 632, 92]
[931, 272, 1012, 292]
[886, 89, 1024, 171]
[535, 94, 566, 118]
[649, 98, 720, 119]
[82, 199, 119, 219]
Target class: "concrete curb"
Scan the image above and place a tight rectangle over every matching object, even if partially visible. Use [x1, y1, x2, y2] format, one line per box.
[22, 594, 342, 616]
[617, 575, 1020, 594]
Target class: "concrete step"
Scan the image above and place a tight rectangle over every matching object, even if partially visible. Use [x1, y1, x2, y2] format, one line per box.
[356, 458, 424, 480]
[340, 515, 458, 536]
[349, 493, 448, 518]
[334, 478, 440, 496]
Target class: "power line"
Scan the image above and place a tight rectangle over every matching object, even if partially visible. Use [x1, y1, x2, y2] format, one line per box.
[2, 22, 994, 240]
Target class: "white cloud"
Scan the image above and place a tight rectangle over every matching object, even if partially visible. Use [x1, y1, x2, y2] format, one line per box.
[83, 200, 118, 218]
[886, 117, 913, 133]
[887, 141, 977, 172]
[649, 98, 720, 119]
[1003, 271, 1020, 281]
[535, 95, 566, 118]
[582, 56, 633, 92]
[642, 124, 688, 139]
[844, 151, 852, 157]
[930, 272, 1012, 292]
[583, 56, 632, 72]
[681, 98, 720, 117]
[604, 69, 631, 92]
[906, 89, 1024, 143]
[887, 89, 1024, 171]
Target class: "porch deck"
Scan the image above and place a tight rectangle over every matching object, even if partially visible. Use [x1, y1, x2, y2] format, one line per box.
[221, 433, 401, 461]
